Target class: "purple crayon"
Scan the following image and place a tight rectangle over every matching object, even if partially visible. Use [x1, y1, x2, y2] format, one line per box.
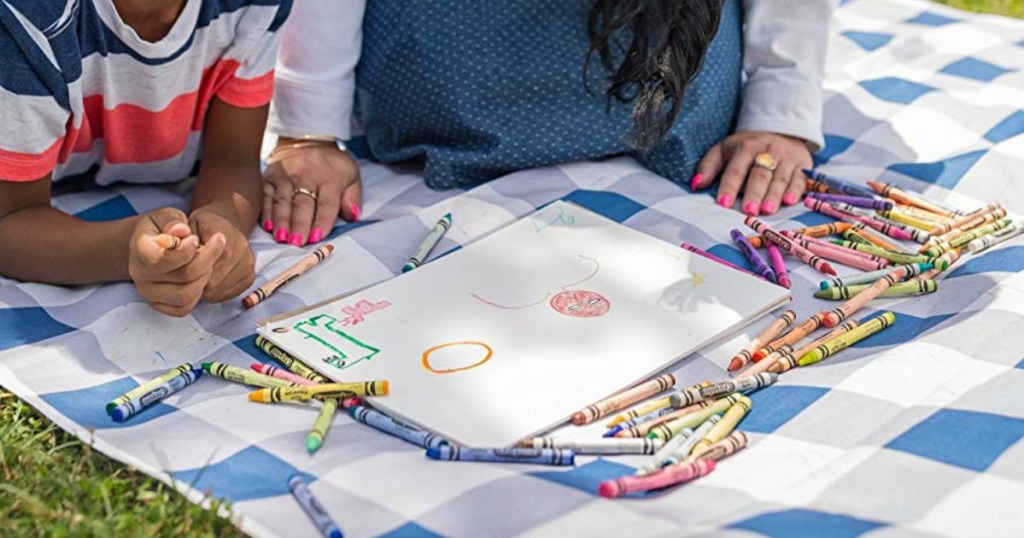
[730, 229, 777, 283]
[809, 193, 893, 211]
[680, 243, 769, 282]
[765, 243, 791, 289]
[803, 169, 877, 199]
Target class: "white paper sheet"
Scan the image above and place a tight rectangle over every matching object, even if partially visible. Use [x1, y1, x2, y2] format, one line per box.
[258, 201, 790, 447]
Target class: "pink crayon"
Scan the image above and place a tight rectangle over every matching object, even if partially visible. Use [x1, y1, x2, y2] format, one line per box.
[251, 363, 318, 386]
[782, 232, 890, 272]
[804, 198, 913, 241]
[680, 243, 768, 282]
[765, 243, 791, 289]
[743, 218, 837, 276]
[598, 459, 715, 498]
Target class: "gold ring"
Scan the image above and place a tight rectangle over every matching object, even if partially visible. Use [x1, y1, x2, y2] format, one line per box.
[293, 187, 318, 201]
[753, 153, 778, 172]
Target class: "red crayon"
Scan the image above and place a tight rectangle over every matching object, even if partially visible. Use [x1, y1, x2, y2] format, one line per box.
[680, 243, 768, 281]
[743, 218, 836, 276]
[598, 459, 715, 498]
[765, 243, 791, 289]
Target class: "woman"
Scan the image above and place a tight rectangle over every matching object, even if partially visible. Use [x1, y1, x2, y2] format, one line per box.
[264, 0, 835, 246]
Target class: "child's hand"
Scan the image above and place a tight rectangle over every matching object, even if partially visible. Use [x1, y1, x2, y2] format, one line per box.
[128, 208, 226, 317]
[262, 140, 362, 246]
[691, 131, 812, 216]
[189, 206, 256, 303]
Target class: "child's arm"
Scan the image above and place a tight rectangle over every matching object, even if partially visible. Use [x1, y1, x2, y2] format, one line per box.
[187, 98, 267, 303]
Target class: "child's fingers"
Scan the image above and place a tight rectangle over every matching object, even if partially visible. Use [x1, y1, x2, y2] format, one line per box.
[146, 279, 208, 317]
[160, 234, 224, 284]
[692, 144, 725, 191]
[148, 208, 192, 238]
[288, 186, 321, 246]
[340, 180, 363, 222]
[137, 234, 199, 274]
[782, 168, 808, 206]
[761, 162, 799, 216]
[310, 184, 342, 243]
[717, 145, 757, 209]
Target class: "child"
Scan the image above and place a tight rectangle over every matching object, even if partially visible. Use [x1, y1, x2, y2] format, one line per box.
[0, 0, 291, 316]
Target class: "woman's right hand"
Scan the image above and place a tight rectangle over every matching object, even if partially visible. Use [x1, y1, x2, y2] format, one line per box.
[262, 138, 362, 246]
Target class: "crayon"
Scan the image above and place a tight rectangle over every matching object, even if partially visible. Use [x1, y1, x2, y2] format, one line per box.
[829, 241, 933, 266]
[803, 198, 913, 241]
[728, 310, 796, 372]
[427, 446, 575, 466]
[946, 218, 1014, 250]
[349, 405, 448, 449]
[867, 181, 958, 218]
[699, 373, 776, 399]
[249, 381, 389, 403]
[616, 397, 737, 439]
[805, 177, 832, 194]
[799, 311, 897, 366]
[767, 320, 862, 374]
[202, 361, 295, 389]
[861, 213, 932, 244]
[842, 230, 873, 245]
[803, 169, 878, 199]
[744, 217, 836, 275]
[106, 363, 192, 414]
[638, 422, 701, 476]
[933, 247, 961, 272]
[688, 431, 748, 463]
[521, 437, 664, 455]
[251, 363, 318, 387]
[746, 235, 768, 249]
[967, 224, 1022, 253]
[689, 398, 752, 456]
[288, 475, 343, 538]
[605, 406, 677, 438]
[765, 243, 791, 289]
[895, 204, 951, 223]
[606, 381, 711, 428]
[908, 267, 943, 283]
[652, 416, 723, 472]
[307, 398, 338, 454]
[255, 335, 331, 383]
[598, 459, 715, 499]
[848, 224, 907, 252]
[571, 374, 676, 425]
[730, 229, 777, 283]
[929, 204, 1006, 236]
[821, 266, 906, 328]
[647, 395, 742, 441]
[810, 192, 893, 211]
[875, 208, 940, 231]
[752, 312, 827, 361]
[402, 213, 452, 272]
[243, 245, 334, 309]
[795, 222, 852, 237]
[788, 232, 888, 263]
[110, 368, 202, 422]
[681, 243, 766, 280]
[787, 234, 890, 272]
[814, 279, 937, 300]
[669, 382, 719, 409]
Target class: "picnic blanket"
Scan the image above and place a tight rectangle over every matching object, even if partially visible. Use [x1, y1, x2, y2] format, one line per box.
[3, 0, 1024, 536]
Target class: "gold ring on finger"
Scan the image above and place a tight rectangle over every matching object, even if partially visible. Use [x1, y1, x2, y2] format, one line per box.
[753, 152, 778, 172]
[293, 187, 318, 201]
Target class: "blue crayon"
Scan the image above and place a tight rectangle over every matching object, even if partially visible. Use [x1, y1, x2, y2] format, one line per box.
[426, 446, 575, 466]
[110, 368, 202, 422]
[803, 169, 877, 200]
[730, 229, 776, 283]
[289, 475, 343, 538]
[348, 405, 448, 449]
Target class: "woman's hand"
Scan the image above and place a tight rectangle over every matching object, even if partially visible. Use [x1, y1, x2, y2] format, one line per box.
[691, 131, 813, 216]
[262, 139, 362, 246]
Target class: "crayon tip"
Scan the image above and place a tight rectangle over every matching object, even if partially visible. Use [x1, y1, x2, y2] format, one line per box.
[110, 408, 127, 422]
[401, 263, 415, 273]
[821, 263, 837, 276]
[105, 402, 116, 414]
[306, 436, 322, 454]
[819, 282, 829, 291]
[247, 391, 266, 403]
[201, 362, 212, 372]
[602, 427, 621, 438]
[779, 277, 792, 289]
[425, 447, 442, 460]
[443, 212, 452, 220]
[597, 480, 620, 499]
[329, 531, 343, 538]
[249, 364, 262, 373]
[802, 168, 814, 177]
[570, 412, 586, 426]
[727, 358, 743, 372]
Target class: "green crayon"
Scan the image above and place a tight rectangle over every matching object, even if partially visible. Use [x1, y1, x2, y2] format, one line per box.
[798, 311, 897, 367]
[202, 361, 295, 389]
[814, 280, 937, 300]
[841, 229, 873, 245]
[646, 394, 741, 442]
[106, 363, 192, 414]
[830, 240, 934, 265]
[947, 218, 1013, 249]
[307, 398, 338, 454]
[255, 335, 330, 383]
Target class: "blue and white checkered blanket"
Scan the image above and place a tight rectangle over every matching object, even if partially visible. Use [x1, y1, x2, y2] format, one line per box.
[3, 1, 1024, 536]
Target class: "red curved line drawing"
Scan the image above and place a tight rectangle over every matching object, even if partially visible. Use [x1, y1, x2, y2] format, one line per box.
[470, 255, 601, 309]
[559, 255, 600, 290]
[422, 341, 493, 374]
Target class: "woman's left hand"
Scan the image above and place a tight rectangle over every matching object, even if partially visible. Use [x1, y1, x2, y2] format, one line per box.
[691, 131, 813, 216]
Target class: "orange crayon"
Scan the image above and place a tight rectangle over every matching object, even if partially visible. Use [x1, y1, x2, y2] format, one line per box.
[727, 310, 796, 372]
[752, 311, 827, 361]
[572, 374, 676, 426]
[822, 266, 907, 328]
[867, 181, 957, 218]
[242, 245, 334, 308]
[767, 319, 861, 374]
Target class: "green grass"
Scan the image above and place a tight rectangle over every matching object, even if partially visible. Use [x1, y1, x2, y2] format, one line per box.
[0, 1, 1020, 535]
[0, 390, 243, 537]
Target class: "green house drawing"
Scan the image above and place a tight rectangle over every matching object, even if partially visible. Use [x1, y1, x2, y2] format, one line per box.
[294, 314, 381, 370]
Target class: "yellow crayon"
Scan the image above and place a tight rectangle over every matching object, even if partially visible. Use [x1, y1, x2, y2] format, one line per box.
[306, 398, 338, 454]
[202, 361, 295, 389]
[689, 397, 751, 456]
[767, 319, 861, 374]
[687, 431, 748, 463]
[934, 248, 961, 272]
[831, 241, 933, 266]
[895, 204, 950, 224]
[848, 225, 906, 253]
[813, 280, 937, 300]
[929, 204, 1005, 236]
[606, 381, 711, 428]
[646, 395, 740, 442]
[248, 381, 390, 403]
[798, 312, 896, 367]
[255, 335, 330, 383]
[106, 363, 192, 413]
[947, 218, 1013, 249]
[876, 209, 936, 231]
[615, 397, 723, 438]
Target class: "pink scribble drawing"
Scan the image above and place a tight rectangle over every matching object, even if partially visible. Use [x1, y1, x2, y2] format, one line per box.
[341, 299, 392, 326]
[470, 255, 610, 318]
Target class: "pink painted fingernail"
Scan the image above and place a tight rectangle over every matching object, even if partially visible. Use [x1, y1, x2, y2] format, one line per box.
[783, 192, 799, 205]
[309, 227, 324, 243]
[349, 203, 361, 222]
[262, 219, 273, 232]
[274, 228, 289, 243]
[690, 173, 703, 192]
[743, 202, 760, 216]
[288, 232, 304, 247]
[761, 201, 777, 215]
[717, 194, 733, 208]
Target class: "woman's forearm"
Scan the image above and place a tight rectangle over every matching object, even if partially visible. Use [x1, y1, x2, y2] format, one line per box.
[0, 206, 136, 285]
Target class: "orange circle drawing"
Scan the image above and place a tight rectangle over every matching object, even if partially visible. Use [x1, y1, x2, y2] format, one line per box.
[422, 341, 493, 374]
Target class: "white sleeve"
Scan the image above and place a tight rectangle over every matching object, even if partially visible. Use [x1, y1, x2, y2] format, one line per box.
[736, 0, 837, 151]
[268, 0, 366, 140]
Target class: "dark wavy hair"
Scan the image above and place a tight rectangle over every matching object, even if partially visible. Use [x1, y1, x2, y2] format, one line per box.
[587, 0, 725, 153]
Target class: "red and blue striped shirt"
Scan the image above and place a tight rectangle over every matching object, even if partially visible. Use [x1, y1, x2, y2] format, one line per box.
[0, 0, 290, 184]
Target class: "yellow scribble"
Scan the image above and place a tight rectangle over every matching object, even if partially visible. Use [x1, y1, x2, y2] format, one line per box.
[691, 272, 706, 288]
